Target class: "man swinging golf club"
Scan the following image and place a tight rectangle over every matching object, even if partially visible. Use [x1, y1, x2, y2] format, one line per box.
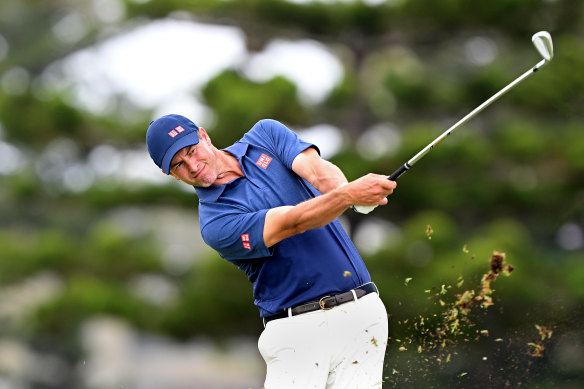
[147, 116, 396, 389]
[146, 30, 553, 388]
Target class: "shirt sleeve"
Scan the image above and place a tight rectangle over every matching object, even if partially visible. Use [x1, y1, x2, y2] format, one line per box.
[248, 119, 320, 169]
[199, 203, 272, 261]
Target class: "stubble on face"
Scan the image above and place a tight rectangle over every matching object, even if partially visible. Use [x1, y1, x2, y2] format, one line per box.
[169, 129, 242, 187]
[169, 134, 219, 187]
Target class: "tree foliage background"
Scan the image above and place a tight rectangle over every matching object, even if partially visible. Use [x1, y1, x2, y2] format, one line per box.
[0, 0, 583, 388]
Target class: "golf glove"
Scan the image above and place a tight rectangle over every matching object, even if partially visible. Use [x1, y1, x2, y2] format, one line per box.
[352, 205, 378, 214]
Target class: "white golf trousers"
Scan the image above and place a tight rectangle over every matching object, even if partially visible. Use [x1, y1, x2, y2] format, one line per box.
[258, 293, 388, 389]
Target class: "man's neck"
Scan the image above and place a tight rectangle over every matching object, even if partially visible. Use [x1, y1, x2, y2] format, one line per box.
[213, 150, 244, 186]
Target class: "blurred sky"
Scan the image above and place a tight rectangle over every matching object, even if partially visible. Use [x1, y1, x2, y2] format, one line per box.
[58, 18, 344, 122]
[2, 2, 498, 190]
[35, 15, 352, 188]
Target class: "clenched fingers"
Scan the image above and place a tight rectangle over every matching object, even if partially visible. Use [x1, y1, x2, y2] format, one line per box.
[345, 173, 397, 206]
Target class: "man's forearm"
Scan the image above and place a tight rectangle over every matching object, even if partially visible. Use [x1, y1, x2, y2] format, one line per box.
[266, 148, 396, 247]
[263, 173, 395, 247]
[283, 184, 353, 232]
[263, 184, 353, 247]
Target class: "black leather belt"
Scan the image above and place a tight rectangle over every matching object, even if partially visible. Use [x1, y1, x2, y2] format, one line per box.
[262, 282, 378, 327]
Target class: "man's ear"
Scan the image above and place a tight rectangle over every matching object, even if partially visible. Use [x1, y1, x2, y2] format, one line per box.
[198, 127, 211, 145]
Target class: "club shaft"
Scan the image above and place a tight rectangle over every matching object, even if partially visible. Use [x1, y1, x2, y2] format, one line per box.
[388, 58, 548, 181]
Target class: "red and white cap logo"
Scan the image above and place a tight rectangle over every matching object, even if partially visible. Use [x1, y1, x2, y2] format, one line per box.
[168, 125, 185, 138]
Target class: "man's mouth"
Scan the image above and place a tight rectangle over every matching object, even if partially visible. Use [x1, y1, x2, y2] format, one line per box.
[193, 165, 205, 179]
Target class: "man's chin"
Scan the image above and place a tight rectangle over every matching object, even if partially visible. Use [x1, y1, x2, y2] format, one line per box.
[187, 177, 214, 188]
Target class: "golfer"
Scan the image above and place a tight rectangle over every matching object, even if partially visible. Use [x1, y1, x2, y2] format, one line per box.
[146, 114, 396, 389]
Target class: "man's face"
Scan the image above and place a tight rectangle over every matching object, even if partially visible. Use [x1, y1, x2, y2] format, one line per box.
[169, 128, 217, 187]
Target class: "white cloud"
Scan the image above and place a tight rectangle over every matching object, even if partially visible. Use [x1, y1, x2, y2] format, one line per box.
[57, 19, 344, 113]
[297, 124, 344, 159]
[62, 19, 247, 110]
[243, 39, 343, 104]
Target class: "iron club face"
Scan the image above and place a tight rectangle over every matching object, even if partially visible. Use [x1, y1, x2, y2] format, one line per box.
[532, 31, 554, 61]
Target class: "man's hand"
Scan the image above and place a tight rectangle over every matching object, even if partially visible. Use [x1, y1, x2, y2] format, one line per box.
[341, 174, 396, 208]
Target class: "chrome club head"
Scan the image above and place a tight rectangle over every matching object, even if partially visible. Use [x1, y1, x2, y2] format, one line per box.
[532, 31, 554, 61]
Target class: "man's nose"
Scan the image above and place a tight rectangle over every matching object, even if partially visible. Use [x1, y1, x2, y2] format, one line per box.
[185, 156, 198, 173]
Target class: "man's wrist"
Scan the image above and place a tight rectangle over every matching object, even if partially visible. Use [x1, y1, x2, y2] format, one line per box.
[335, 182, 355, 209]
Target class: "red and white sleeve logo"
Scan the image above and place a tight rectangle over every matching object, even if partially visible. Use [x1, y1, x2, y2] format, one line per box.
[241, 234, 251, 250]
[256, 154, 273, 170]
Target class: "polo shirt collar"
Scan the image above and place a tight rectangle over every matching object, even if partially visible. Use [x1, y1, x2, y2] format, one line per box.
[194, 141, 249, 202]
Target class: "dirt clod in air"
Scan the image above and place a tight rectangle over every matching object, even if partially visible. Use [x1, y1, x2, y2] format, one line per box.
[476, 251, 514, 308]
[426, 225, 434, 239]
[528, 324, 553, 357]
[386, 250, 517, 387]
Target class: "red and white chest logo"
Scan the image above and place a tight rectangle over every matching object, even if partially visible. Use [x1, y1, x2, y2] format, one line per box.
[256, 154, 273, 170]
[241, 234, 251, 250]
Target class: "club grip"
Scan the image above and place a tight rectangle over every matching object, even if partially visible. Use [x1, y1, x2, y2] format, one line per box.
[388, 163, 410, 181]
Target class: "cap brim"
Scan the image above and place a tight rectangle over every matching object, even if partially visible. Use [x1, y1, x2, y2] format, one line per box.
[161, 132, 200, 174]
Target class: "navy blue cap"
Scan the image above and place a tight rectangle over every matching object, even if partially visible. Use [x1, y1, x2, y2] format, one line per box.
[146, 114, 200, 174]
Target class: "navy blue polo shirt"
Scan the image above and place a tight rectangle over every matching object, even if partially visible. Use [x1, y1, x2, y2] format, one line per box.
[195, 119, 371, 318]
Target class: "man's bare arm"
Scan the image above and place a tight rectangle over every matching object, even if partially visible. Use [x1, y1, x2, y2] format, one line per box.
[263, 149, 396, 247]
[291, 147, 347, 194]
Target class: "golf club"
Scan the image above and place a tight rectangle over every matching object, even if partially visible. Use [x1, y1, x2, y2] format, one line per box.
[354, 31, 554, 214]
